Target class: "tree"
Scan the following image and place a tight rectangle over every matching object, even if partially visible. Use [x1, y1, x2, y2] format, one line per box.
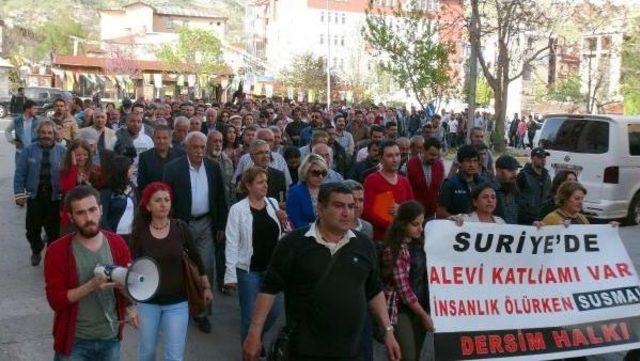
[157, 27, 225, 76]
[622, 15, 640, 115]
[466, 0, 563, 151]
[362, 0, 453, 111]
[476, 74, 493, 107]
[30, 17, 91, 61]
[547, 76, 582, 103]
[279, 53, 339, 102]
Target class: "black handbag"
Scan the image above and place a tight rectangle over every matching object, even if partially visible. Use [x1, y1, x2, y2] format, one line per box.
[268, 251, 340, 361]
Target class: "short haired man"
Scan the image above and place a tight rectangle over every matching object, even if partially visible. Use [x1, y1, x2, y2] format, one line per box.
[299, 109, 326, 146]
[334, 115, 355, 157]
[49, 97, 79, 142]
[5, 99, 39, 164]
[356, 125, 385, 162]
[201, 108, 219, 135]
[234, 128, 292, 185]
[347, 109, 369, 143]
[163, 131, 228, 332]
[14, 120, 66, 266]
[437, 145, 485, 219]
[9, 87, 26, 116]
[137, 125, 184, 192]
[284, 107, 306, 146]
[83, 108, 116, 152]
[243, 183, 401, 361]
[172, 116, 190, 151]
[494, 155, 521, 224]
[362, 140, 415, 241]
[206, 130, 235, 203]
[516, 147, 551, 225]
[349, 141, 381, 184]
[406, 137, 445, 219]
[312, 143, 344, 183]
[44, 186, 137, 359]
[343, 180, 373, 239]
[235, 139, 287, 202]
[108, 112, 154, 184]
[447, 126, 495, 178]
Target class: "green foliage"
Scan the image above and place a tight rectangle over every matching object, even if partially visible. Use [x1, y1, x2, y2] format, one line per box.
[547, 76, 583, 103]
[476, 75, 493, 106]
[29, 18, 90, 61]
[279, 53, 339, 100]
[157, 27, 224, 75]
[622, 16, 640, 115]
[362, 0, 452, 111]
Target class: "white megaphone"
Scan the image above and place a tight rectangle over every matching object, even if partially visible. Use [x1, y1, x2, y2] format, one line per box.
[94, 257, 160, 302]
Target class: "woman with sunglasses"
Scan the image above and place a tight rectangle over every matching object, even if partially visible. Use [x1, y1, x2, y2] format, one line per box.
[286, 154, 328, 229]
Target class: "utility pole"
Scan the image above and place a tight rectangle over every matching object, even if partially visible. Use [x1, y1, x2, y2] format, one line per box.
[326, 0, 331, 109]
[466, 14, 478, 144]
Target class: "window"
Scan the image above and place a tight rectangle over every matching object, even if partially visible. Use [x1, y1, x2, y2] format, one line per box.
[539, 116, 610, 154]
[320, 11, 324, 23]
[629, 124, 640, 156]
[601, 36, 612, 51]
[342, 14, 346, 24]
[334, 35, 338, 46]
[340, 36, 345, 47]
[339, 58, 344, 69]
[320, 34, 324, 44]
[335, 13, 339, 23]
[585, 37, 597, 52]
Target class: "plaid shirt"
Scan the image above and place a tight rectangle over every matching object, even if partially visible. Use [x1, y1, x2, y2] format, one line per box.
[381, 243, 418, 325]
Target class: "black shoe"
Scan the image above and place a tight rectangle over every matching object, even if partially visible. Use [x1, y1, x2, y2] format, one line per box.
[193, 316, 211, 333]
[31, 253, 41, 266]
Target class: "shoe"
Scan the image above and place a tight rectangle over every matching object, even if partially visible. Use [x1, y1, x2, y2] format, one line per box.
[219, 285, 234, 295]
[31, 253, 41, 266]
[193, 316, 211, 333]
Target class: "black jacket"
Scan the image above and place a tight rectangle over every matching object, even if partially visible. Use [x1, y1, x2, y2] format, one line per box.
[162, 156, 228, 231]
[516, 163, 551, 225]
[137, 147, 185, 192]
[235, 167, 287, 202]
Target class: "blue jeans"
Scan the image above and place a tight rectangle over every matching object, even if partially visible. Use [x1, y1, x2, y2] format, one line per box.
[237, 268, 283, 343]
[137, 301, 189, 361]
[54, 338, 120, 361]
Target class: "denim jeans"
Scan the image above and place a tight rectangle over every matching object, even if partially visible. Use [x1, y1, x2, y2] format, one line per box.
[137, 301, 189, 361]
[53, 338, 120, 361]
[237, 268, 283, 343]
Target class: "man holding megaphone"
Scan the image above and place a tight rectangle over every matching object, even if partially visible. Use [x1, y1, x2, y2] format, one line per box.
[44, 185, 138, 360]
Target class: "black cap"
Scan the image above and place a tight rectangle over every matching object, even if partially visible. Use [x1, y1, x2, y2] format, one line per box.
[531, 147, 550, 158]
[495, 155, 521, 169]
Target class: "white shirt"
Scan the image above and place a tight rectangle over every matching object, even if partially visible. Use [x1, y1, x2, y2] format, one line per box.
[356, 146, 369, 162]
[189, 159, 210, 217]
[107, 132, 154, 185]
[449, 119, 458, 133]
[233, 151, 292, 186]
[335, 130, 355, 156]
[116, 196, 135, 235]
[304, 221, 356, 255]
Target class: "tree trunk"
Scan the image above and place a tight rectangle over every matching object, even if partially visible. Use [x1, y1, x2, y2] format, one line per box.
[493, 74, 510, 153]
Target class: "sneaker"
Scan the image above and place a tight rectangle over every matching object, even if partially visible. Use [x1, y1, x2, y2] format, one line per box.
[31, 253, 42, 266]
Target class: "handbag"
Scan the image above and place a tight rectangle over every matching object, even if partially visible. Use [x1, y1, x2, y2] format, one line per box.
[266, 198, 293, 235]
[268, 251, 340, 361]
[182, 250, 205, 316]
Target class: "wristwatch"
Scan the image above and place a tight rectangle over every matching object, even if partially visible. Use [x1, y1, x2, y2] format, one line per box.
[384, 324, 394, 333]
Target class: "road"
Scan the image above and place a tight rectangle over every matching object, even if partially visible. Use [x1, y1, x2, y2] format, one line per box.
[0, 121, 636, 361]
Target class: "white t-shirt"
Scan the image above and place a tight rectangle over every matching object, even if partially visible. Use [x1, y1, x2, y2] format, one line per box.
[449, 119, 458, 133]
[116, 196, 135, 235]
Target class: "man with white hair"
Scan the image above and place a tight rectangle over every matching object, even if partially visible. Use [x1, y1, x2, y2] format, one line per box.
[202, 108, 220, 134]
[233, 128, 292, 186]
[82, 108, 115, 152]
[172, 116, 190, 152]
[206, 129, 235, 203]
[163, 131, 228, 333]
[312, 143, 344, 183]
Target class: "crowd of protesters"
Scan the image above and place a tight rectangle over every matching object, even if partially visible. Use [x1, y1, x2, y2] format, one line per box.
[6, 92, 633, 361]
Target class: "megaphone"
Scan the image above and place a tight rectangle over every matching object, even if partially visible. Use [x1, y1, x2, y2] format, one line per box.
[94, 257, 160, 302]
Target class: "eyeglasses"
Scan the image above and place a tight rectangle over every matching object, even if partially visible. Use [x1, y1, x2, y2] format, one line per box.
[309, 169, 327, 177]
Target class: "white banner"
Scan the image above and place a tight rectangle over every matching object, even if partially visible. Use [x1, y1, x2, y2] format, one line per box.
[426, 220, 640, 361]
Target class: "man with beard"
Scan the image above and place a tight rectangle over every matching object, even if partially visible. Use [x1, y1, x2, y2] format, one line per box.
[137, 125, 184, 192]
[517, 147, 551, 225]
[493, 155, 521, 224]
[406, 137, 445, 220]
[14, 120, 66, 266]
[206, 130, 235, 203]
[44, 185, 137, 360]
[49, 97, 79, 142]
[83, 109, 115, 152]
[235, 139, 287, 202]
[109, 112, 154, 185]
[284, 107, 306, 146]
[362, 140, 414, 242]
[299, 109, 326, 146]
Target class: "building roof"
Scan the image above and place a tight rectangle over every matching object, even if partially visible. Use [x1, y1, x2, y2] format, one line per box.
[100, 1, 227, 20]
[53, 54, 232, 75]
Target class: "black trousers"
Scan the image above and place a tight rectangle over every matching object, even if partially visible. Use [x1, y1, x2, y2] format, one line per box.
[26, 196, 60, 254]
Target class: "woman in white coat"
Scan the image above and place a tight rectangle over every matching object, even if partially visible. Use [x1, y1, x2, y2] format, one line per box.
[225, 166, 287, 346]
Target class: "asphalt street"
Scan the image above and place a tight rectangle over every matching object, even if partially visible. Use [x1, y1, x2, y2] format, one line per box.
[0, 120, 636, 361]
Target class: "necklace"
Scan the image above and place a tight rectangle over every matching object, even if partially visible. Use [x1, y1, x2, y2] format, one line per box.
[151, 220, 170, 230]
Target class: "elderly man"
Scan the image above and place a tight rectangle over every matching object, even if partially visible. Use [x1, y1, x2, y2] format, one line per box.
[312, 143, 344, 183]
[202, 108, 220, 134]
[235, 139, 287, 202]
[206, 130, 235, 204]
[172, 116, 190, 151]
[233, 128, 292, 186]
[83, 108, 115, 152]
[268, 125, 284, 154]
[14, 120, 66, 266]
[163, 131, 228, 333]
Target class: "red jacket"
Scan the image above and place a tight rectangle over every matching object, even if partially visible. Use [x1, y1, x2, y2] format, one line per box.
[44, 231, 131, 356]
[406, 156, 444, 219]
[362, 171, 414, 241]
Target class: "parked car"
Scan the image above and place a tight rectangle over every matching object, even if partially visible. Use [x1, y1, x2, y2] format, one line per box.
[0, 87, 73, 119]
[538, 114, 640, 225]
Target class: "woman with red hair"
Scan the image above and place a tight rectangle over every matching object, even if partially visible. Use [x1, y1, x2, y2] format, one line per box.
[130, 182, 213, 361]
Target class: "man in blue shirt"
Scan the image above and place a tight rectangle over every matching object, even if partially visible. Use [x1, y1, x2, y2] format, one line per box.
[5, 99, 40, 166]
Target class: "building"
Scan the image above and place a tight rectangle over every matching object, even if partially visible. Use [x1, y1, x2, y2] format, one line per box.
[246, 0, 463, 102]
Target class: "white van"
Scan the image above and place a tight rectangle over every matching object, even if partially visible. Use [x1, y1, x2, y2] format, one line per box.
[538, 114, 640, 225]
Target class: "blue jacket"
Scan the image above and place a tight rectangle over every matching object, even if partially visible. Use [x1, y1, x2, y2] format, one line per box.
[286, 183, 316, 229]
[14, 141, 66, 200]
[13, 114, 40, 149]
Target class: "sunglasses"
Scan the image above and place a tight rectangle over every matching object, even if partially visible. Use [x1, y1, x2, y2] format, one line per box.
[309, 169, 327, 177]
